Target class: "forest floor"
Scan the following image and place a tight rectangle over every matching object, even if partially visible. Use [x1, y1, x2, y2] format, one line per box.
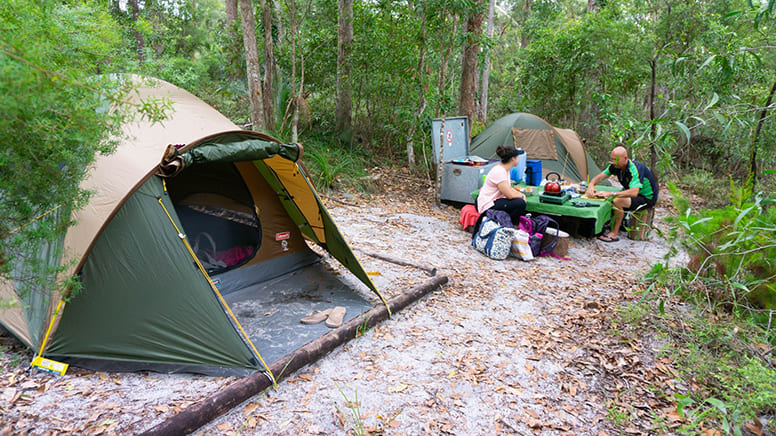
[1, 168, 695, 435]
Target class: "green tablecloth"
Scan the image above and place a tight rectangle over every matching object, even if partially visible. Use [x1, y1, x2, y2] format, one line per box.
[472, 184, 620, 235]
[523, 185, 618, 235]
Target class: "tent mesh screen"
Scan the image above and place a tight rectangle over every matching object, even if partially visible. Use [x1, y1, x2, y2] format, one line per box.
[167, 162, 260, 275]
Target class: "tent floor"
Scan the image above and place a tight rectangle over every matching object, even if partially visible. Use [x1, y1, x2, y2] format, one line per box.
[224, 262, 373, 366]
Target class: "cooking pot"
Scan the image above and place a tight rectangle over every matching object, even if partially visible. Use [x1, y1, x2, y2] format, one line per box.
[544, 171, 563, 193]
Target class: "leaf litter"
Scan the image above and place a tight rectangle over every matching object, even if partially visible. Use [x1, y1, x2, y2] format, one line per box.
[0, 168, 690, 434]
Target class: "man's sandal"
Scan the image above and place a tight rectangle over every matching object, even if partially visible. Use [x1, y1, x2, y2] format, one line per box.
[300, 308, 333, 324]
[597, 235, 620, 243]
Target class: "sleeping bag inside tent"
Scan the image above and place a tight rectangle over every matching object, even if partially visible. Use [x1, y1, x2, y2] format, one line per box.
[0, 77, 387, 376]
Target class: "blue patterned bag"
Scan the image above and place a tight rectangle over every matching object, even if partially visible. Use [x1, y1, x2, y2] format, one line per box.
[472, 217, 515, 260]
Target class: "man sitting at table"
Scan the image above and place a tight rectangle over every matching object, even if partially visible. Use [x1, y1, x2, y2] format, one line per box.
[586, 146, 658, 242]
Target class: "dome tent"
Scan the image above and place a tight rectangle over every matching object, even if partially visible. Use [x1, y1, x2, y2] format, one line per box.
[469, 112, 603, 183]
[0, 76, 387, 376]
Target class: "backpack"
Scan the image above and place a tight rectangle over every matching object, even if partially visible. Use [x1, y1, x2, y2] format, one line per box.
[531, 215, 560, 257]
[472, 217, 515, 260]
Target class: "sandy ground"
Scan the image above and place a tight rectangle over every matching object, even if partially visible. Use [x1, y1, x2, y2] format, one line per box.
[1, 170, 685, 435]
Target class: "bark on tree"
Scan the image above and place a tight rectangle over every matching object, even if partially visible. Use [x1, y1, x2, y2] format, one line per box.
[239, 0, 265, 131]
[436, 116, 445, 205]
[261, 0, 275, 131]
[521, 0, 532, 48]
[335, 0, 354, 135]
[404, 8, 427, 169]
[459, 0, 484, 138]
[477, 0, 496, 123]
[287, 0, 299, 142]
[225, 0, 241, 80]
[649, 58, 657, 174]
[273, 0, 283, 90]
[128, 0, 145, 64]
[748, 78, 776, 188]
[140, 275, 449, 436]
[587, 0, 599, 13]
[436, 13, 458, 117]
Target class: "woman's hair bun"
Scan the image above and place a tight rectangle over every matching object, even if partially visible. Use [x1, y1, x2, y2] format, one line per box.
[496, 145, 516, 160]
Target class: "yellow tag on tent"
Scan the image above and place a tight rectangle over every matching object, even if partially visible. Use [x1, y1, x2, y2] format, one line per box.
[31, 356, 68, 376]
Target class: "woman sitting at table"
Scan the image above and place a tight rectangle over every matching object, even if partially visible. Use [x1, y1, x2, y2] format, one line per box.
[475, 145, 527, 231]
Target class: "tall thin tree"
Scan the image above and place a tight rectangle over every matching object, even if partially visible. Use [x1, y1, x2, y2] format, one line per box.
[459, 0, 483, 137]
[477, 0, 496, 123]
[239, 0, 265, 131]
[335, 0, 354, 135]
[748, 78, 776, 187]
[225, 0, 241, 79]
[521, 0, 531, 48]
[261, 0, 276, 131]
[128, 0, 146, 63]
[436, 11, 458, 117]
[405, 3, 428, 169]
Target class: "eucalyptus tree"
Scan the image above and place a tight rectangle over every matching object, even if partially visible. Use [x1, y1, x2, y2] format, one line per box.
[459, 0, 484, 137]
[335, 0, 353, 135]
[239, 0, 265, 131]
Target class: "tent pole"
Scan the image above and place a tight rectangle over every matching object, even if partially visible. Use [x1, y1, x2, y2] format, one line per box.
[139, 275, 448, 436]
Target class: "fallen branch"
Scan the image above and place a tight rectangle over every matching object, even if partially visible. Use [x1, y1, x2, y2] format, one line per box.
[140, 275, 448, 436]
[359, 250, 437, 276]
[320, 194, 359, 208]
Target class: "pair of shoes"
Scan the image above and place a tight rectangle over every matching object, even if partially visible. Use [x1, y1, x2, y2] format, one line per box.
[300, 307, 347, 328]
[597, 234, 620, 243]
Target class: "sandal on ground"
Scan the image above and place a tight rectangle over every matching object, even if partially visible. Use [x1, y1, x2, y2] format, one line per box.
[300, 308, 333, 324]
[597, 234, 620, 243]
[325, 306, 347, 328]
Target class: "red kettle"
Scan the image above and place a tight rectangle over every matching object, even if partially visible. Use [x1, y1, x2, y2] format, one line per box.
[544, 172, 562, 193]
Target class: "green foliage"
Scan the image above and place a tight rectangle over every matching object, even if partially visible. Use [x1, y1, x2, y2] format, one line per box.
[670, 184, 776, 315]
[304, 142, 369, 193]
[639, 180, 776, 431]
[1, 1, 129, 299]
[668, 315, 776, 434]
[335, 384, 365, 436]
[676, 169, 731, 208]
[0, 1, 170, 305]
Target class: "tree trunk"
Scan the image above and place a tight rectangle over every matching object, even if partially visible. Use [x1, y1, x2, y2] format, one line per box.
[436, 13, 458, 117]
[749, 78, 776, 187]
[261, 0, 276, 131]
[587, 0, 599, 13]
[273, 0, 283, 91]
[436, 116, 445, 205]
[405, 9, 428, 169]
[225, 0, 241, 80]
[239, 0, 264, 131]
[335, 0, 353, 135]
[128, 0, 145, 63]
[477, 0, 496, 123]
[521, 0, 531, 48]
[649, 58, 657, 174]
[288, 0, 299, 142]
[459, 0, 483, 138]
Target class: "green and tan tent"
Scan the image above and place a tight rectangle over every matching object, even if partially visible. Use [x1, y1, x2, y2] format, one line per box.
[470, 112, 603, 183]
[0, 77, 387, 376]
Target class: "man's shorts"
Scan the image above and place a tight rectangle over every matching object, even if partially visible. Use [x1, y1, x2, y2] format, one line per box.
[625, 194, 653, 212]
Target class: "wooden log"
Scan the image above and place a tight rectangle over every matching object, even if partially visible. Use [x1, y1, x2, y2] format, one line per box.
[361, 250, 437, 276]
[140, 275, 448, 436]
